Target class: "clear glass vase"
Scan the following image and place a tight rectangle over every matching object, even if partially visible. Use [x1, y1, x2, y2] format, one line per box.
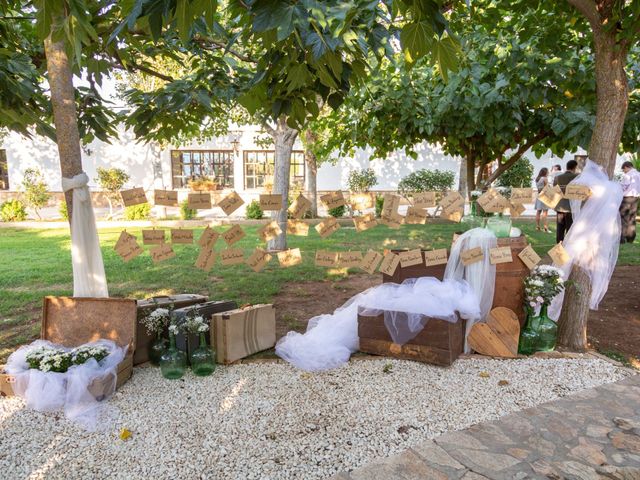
[486, 213, 512, 238]
[536, 305, 558, 352]
[160, 333, 187, 379]
[149, 336, 168, 366]
[460, 201, 485, 231]
[190, 333, 216, 377]
[518, 306, 540, 355]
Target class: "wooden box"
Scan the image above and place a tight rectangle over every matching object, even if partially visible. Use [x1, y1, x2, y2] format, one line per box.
[212, 304, 276, 364]
[357, 308, 465, 367]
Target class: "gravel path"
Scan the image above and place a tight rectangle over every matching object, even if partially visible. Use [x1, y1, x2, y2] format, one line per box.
[0, 357, 631, 480]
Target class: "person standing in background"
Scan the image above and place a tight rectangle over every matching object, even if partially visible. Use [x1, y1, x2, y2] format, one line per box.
[620, 160, 640, 243]
[548, 164, 562, 183]
[534, 167, 551, 232]
[553, 160, 579, 243]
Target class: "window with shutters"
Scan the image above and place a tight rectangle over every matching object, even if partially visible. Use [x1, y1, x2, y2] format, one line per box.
[170, 150, 234, 189]
[243, 150, 305, 189]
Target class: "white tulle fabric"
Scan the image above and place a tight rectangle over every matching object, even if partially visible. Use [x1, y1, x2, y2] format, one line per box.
[5, 340, 125, 429]
[61, 173, 108, 298]
[548, 160, 623, 319]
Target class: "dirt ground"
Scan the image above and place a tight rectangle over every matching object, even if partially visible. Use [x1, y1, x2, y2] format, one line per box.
[273, 267, 640, 365]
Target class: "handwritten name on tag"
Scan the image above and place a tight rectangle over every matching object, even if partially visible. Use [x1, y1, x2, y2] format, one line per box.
[315, 217, 340, 238]
[320, 191, 346, 210]
[120, 187, 148, 207]
[217, 191, 244, 215]
[171, 229, 193, 244]
[288, 194, 311, 219]
[154, 189, 178, 207]
[246, 248, 272, 272]
[510, 188, 533, 204]
[405, 206, 428, 225]
[382, 194, 401, 218]
[353, 213, 377, 232]
[187, 192, 211, 210]
[424, 248, 448, 266]
[538, 184, 562, 209]
[117, 241, 144, 262]
[278, 248, 302, 268]
[564, 184, 591, 201]
[287, 219, 309, 236]
[260, 194, 283, 211]
[518, 244, 541, 270]
[399, 248, 423, 268]
[549, 243, 570, 266]
[412, 191, 436, 208]
[379, 252, 400, 276]
[115, 230, 137, 251]
[461, 247, 484, 266]
[142, 229, 165, 245]
[441, 208, 463, 223]
[380, 212, 403, 229]
[359, 250, 383, 274]
[483, 194, 510, 213]
[509, 202, 526, 218]
[198, 226, 219, 248]
[439, 191, 465, 214]
[195, 247, 216, 272]
[489, 246, 513, 265]
[150, 244, 176, 263]
[349, 193, 374, 210]
[315, 250, 339, 267]
[258, 221, 283, 242]
[220, 248, 245, 265]
[222, 224, 245, 246]
[338, 251, 363, 268]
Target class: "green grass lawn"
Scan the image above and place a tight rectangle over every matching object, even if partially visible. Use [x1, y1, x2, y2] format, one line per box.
[1, 219, 638, 361]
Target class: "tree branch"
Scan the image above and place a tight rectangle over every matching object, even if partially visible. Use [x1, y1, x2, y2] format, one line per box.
[481, 131, 548, 186]
[111, 50, 175, 82]
[565, 0, 601, 30]
[192, 35, 257, 63]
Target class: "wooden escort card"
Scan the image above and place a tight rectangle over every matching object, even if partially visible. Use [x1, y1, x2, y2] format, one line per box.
[379, 252, 400, 276]
[489, 246, 513, 265]
[518, 244, 541, 270]
[359, 250, 383, 274]
[564, 184, 591, 201]
[287, 219, 309, 236]
[399, 248, 423, 268]
[380, 212, 403, 229]
[120, 187, 148, 207]
[461, 247, 484, 266]
[278, 248, 302, 268]
[220, 248, 244, 265]
[424, 248, 448, 266]
[349, 193, 374, 210]
[150, 244, 176, 264]
[115, 230, 137, 251]
[439, 191, 464, 214]
[510, 188, 533, 204]
[288, 194, 312, 219]
[171, 229, 193, 244]
[222, 224, 245, 246]
[353, 213, 377, 232]
[218, 191, 245, 215]
[538, 184, 562, 209]
[405, 206, 428, 225]
[260, 194, 283, 211]
[315, 217, 340, 238]
[483, 194, 510, 213]
[509, 202, 526, 218]
[198, 226, 219, 249]
[114, 231, 143, 262]
[258, 221, 283, 242]
[154, 189, 178, 207]
[549, 243, 570, 266]
[142, 229, 165, 245]
[315, 250, 339, 267]
[338, 251, 363, 269]
[382, 194, 401, 218]
[441, 208, 463, 223]
[413, 191, 436, 208]
[246, 248, 272, 273]
[195, 247, 216, 272]
[187, 192, 211, 210]
[320, 191, 346, 209]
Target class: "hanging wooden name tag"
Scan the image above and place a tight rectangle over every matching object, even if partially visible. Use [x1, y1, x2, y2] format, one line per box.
[195, 247, 216, 272]
[142, 229, 165, 245]
[359, 250, 383, 274]
[198, 226, 219, 249]
[288, 194, 312, 219]
[441, 208, 463, 223]
[349, 193, 374, 210]
[217, 191, 244, 215]
[258, 221, 283, 242]
[171, 229, 193, 244]
[154, 189, 178, 207]
[413, 191, 436, 208]
[489, 246, 513, 265]
[461, 247, 484, 266]
[246, 248, 272, 272]
[150, 244, 176, 263]
[220, 248, 245, 265]
[315, 217, 340, 238]
[399, 248, 423, 268]
[222, 224, 245, 246]
[315, 250, 339, 267]
[320, 191, 346, 209]
[548, 243, 570, 266]
[510, 188, 533, 204]
[379, 252, 400, 276]
[187, 192, 211, 210]
[380, 212, 403, 229]
[405, 206, 428, 225]
[286, 219, 309, 236]
[114, 231, 143, 262]
[538, 184, 562, 209]
[439, 191, 464, 214]
[338, 251, 363, 268]
[424, 248, 448, 267]
[564, 184, 591, 201]
[382, 194, 401, 218]
[509, 202, 526, 218]
[259, 194, 283, 211]
[483, 194, 510, 213]
[115, 230, 137, 251]
[518, 244, 541, 270]
[120, 187, 148, 207]
[353, 213, 377, 232]
[277, 248, 302, 268]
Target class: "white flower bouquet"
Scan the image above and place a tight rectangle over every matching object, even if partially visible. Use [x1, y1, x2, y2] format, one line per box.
[183, 315, 209, 334]
[141, 307, 171, 336]
[524, 265, 565, 309]
[71, 345, 110, 365]
[26, 346, 72, 373]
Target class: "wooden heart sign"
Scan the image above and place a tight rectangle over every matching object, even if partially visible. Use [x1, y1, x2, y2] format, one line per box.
[467, 307, 520, 358]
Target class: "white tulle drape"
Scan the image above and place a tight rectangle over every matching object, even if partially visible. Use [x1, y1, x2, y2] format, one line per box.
[5, 340, 126, 429]
[548, 160, 623, 319]
[61, 172, 108, 298]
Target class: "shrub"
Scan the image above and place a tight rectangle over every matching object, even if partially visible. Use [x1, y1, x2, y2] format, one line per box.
[375, 195, 384, 218]
[1, 199, 27, 222]
[398, 169, 455, 194]
[21, 168, 50, 220]
[95, 167, 129, 217]
[495, 158, 534, 188]
[124, 203, 151, 220]
[347, 168, 378, 192]
[180, 200, 197, 220]
[245, 200, 264, 219]
[328, 205, 346, 218]
[59, 201, 69, 221]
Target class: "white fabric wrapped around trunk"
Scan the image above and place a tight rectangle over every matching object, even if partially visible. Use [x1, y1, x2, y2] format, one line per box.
[548, 160, 623, 319]
[61, 172, 108, 298]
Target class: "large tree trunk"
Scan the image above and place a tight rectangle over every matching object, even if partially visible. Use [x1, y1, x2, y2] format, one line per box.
[458, 157, 468, 199]
[304, 130, 318, 217]
[44, 36, 83, 223]
[557, 265, 592, 351]
[267, 117, 298, 251]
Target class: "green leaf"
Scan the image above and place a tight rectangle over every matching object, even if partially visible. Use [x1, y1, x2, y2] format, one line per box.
[400, 21, 434, 63]
[176, 0, 190, 43]
[432, 36, 460, 81]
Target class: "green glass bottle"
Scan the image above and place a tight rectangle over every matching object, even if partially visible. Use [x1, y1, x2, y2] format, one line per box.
[518, 306, 540, 355]
[460, 200, 485, 231]
[189, 333, 216, 377]
[536, 305, 558, 352]
[160, 332, 187, 379]
[486, 213, 512, 238]
[149, 336, 168, 366]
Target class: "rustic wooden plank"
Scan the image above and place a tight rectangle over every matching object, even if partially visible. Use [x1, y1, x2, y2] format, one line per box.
[358, 313, 456, 350]
[358, 338, 456, 367]
[467, 307, 520, 358]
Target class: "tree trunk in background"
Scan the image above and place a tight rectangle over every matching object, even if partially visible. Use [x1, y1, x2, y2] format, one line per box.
[44, 36, 83, 223]
[465, 155, 476, 197]
[304, 130, 318, 217]
[557, 265, 591, 351]
[458, 158, 468, 199]
[267, 117, 298, 251]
